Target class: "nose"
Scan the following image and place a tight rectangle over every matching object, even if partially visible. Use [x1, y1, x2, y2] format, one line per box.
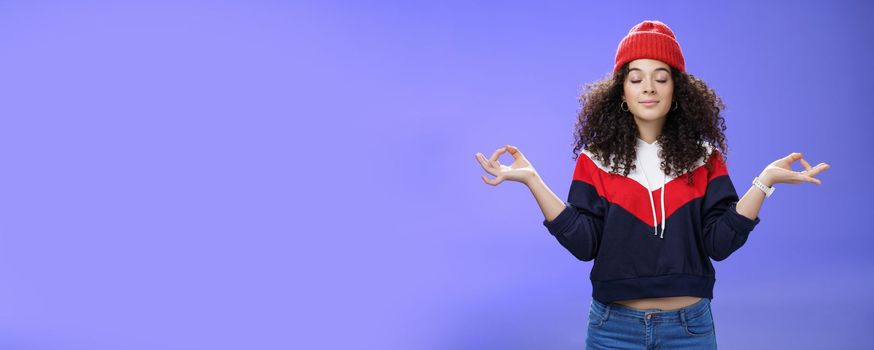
[643, 80, 656, 94]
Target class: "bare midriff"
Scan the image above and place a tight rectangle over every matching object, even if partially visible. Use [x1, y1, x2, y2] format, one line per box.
[612, 296, 702, 311]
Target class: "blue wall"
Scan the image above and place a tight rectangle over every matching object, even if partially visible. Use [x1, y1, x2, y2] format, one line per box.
[0, 1, 870, 349]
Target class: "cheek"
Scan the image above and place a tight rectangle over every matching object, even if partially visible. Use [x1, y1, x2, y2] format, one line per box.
[664, 84, 674, 98]
[662, 88, 673, 104]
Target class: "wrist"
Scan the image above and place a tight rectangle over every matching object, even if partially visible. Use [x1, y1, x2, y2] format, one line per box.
[524, 172, 542, 187]
[758, 171, 775, 187]
[752, 174, 776, 198]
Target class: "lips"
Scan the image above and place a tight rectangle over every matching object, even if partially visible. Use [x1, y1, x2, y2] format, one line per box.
[640, 101, 659, 107]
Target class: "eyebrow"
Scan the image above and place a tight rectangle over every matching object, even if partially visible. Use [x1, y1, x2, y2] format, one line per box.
[628, 67, 670, 74]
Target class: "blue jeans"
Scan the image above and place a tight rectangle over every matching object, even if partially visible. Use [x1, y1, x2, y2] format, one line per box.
[586, 297, 717, 349]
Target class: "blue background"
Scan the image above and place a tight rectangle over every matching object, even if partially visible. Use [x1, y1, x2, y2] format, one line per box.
[1, 0, 871, 349]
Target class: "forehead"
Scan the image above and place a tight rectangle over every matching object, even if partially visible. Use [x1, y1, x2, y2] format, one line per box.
[628, 58, 670, 73]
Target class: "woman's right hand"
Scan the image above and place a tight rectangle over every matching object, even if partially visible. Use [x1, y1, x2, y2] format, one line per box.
[474, 145, 539, 186]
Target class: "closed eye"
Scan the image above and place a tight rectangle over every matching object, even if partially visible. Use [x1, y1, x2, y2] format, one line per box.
[630, 80, 669, 83]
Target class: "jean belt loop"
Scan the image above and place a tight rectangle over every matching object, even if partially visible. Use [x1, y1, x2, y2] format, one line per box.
[603, 303, 611, 322]
[679, 307, 687, 325]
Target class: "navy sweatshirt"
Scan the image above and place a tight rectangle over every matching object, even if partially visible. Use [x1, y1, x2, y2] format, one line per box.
[543, 137, 760, 304]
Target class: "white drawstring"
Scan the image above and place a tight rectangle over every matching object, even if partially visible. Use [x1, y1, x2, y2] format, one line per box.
[636, 159, 666, 239]
[660, 171, 666, 238]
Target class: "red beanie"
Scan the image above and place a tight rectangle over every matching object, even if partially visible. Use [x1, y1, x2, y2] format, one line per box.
[613, 20, 685, 74]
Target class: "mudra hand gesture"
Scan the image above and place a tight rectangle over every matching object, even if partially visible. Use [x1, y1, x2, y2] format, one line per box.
[474, 145, 538, 186]
[758, 152, 830, 187]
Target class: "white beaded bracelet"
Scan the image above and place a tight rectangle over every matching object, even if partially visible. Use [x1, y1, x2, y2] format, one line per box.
[752, 176, 775, 198]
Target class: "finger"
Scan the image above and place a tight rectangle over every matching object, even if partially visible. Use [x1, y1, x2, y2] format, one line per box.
[805, 176, 822, 185]
[481, 174, 492, 185]
[799, 158, 812, 172]
[475, 153, 493, 169]
[804, 163, 830, 177]
[476, 153, 499, 174]
[506, 144, 526, 160]
[482, 174, 502, 186]
[489, 146, 508, 163]
[795, 173, 821, 185]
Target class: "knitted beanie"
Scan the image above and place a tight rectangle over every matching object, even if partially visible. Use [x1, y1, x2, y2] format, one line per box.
[613, 20, 685, 74]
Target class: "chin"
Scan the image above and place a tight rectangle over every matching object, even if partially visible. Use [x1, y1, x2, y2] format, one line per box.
[634, 112, 668, 121]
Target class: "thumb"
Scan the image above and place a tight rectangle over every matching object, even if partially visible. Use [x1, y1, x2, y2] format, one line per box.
[777, 152, 802, 166]
[786, 152, 803, 161]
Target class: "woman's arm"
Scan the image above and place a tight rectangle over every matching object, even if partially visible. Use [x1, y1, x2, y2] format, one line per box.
[735, 181, 767, 221]
[735, 152, 830, 220]
[525, 174, 567, 223]
[476, 145, 566, 222]
[475, 145, 604, 261]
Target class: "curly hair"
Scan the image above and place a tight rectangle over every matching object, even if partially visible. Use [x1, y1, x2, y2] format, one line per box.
[572, 62, 729, 186]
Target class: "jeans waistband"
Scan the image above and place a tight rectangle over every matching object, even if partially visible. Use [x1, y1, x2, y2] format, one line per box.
[591, 297, 711, 322]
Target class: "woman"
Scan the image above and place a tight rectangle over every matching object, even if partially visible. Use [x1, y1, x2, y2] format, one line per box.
[473, 20, 829, 349]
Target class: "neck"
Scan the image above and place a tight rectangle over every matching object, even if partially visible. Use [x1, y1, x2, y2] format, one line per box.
[634, 118, 665, 144]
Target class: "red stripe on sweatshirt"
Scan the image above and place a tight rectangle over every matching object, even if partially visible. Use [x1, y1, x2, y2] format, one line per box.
[573, 150, 728, 228]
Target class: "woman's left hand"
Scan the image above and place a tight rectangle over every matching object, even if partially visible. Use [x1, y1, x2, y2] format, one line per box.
[759, 152, 830, 186]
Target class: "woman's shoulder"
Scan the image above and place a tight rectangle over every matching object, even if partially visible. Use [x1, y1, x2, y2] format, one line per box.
[577, 145, 617, 174]
[688, 141, 725, 174]
[701, 141, 727, 165]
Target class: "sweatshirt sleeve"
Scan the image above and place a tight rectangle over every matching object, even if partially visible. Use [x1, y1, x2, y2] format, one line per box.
[542, 153, 607, 261]
[701, 150, 761, 262]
